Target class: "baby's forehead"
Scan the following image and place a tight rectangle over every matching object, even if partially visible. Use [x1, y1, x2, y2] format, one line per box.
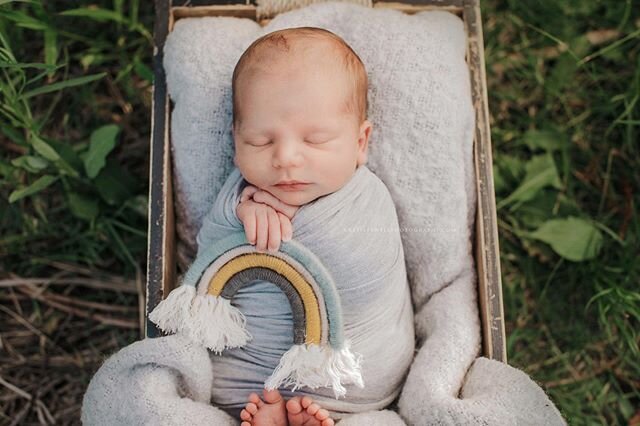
[245, 36, 347, 74]
[233, 29, 367, 124]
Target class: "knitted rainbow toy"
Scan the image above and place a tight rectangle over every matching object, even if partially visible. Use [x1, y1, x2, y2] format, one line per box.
[148, 231, 364, 398]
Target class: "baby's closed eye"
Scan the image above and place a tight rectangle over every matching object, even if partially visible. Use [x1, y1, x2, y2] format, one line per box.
[304, 138, 330, 144]
[246, 140, 272, 147]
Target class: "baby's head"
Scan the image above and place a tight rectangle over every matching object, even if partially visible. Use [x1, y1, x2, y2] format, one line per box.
[231, 27, 372, 206]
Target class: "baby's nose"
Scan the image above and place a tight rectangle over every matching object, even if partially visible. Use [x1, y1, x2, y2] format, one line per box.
[272, 141, 304, 168]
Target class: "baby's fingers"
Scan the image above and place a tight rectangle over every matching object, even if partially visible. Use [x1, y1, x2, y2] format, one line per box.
[253, 190, 299, 219]
[242, 209, 257, 245]
[267, 209, 281, 252]
[255, 208, 269, 252]
[278, 212, 292, 242]
[240, 185, 259, 203]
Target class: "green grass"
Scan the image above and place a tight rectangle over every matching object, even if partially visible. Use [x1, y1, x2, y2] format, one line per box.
[0, 1, 152, 276]
[484, 0, 640, 424]
[0, 0, 638, 424]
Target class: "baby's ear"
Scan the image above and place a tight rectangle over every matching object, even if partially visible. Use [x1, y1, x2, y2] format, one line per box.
[357, 120, 373, 166]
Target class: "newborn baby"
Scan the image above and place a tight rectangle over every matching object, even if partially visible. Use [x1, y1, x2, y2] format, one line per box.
[205, 27, 415, 425]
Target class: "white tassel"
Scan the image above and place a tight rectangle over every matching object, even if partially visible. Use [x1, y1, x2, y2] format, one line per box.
[148, 285, 195, 334]
[148, 286, 251, 353]
[264, 342, 364, 399]
[183, 294, 252, 354]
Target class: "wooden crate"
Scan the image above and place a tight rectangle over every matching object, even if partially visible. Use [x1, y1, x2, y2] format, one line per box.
[147, 0, 507, 362]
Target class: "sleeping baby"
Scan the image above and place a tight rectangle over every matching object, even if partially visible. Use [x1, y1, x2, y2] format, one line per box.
[160, 27, 415, 425]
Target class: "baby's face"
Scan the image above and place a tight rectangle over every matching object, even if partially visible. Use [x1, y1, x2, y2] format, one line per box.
[233, 61, 371, 207]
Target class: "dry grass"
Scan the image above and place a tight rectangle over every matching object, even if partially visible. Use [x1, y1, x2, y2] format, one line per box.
[0, 263, 143, 425]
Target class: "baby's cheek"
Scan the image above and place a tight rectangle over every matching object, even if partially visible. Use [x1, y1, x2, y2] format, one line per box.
[239, 172, 264, 191]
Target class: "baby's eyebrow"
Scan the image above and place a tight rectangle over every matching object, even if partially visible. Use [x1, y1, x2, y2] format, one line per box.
[302, 123, 337, 133]
[240, 126, 335, 136]
[236, 127, 264, 136]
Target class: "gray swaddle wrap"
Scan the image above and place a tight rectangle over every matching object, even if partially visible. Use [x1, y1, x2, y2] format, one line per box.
[195, 164, 415, 418]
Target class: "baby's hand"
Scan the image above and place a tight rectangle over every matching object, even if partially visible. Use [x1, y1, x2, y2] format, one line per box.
[237, 198, 292, 252]
[240, 185, 300, 220]
[239, 185, 260, 204]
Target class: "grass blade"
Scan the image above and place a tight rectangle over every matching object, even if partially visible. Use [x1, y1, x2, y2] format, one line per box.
[21, 72, 106, 98]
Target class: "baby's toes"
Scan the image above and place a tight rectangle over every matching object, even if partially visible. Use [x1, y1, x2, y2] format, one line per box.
[240, 409, 252, 422]
[306, 402, 320, 416]
[241, 422, 252, 426]
[300, 395, 314, 409]
[321, 418, 335, 426]
[248, 392, 263, 408]
[314, 408, 330, 422]
[245, 402, 258, 415]
[286, 397, 303, 415]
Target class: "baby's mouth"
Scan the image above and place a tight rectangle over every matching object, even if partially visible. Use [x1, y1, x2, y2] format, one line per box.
[274, 182, 311, 191]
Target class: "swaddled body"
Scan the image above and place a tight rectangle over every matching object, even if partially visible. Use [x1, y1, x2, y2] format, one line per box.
[197, 164, 415, 419]
[209, 26, 417, 425]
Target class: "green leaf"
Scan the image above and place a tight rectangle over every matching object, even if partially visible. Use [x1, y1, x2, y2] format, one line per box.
[499, 154, 526, 178]
[68, 192, 99, 221]
[518, 190, 581, 229]
[43, 29, 57, 78]
[11, 155, 48, 173]
[114, 0, 124, 21]
[31, 134, 60, 161]
[546, 35, 591, 95]
[93, 160, 137, 205]
[521, 129, 568, 152]
[497, 154, 562, 210]
[84, 125, 120, 178]
[22, 72, 106, 99]
[60, 8, 126, 24]
[47, 140, 83, 173]
[493, 164, 507, 194]
[0, 9, 49, 31]
[133, 58, 153, 83]
[528, 217, 603, 262]
[0, 159, 12, 177]
[9, 174, 57, 203]
[1, 123, 26, 145]
[28, 137, 81, 178]
[79, 53, 104, 70]
[0, 61, 60, 71]
[130, 0, 139, 26]
[0, 0, 38, 5]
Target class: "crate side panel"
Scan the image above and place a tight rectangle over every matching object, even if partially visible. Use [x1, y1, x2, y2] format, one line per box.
[464, 0, 507, 362]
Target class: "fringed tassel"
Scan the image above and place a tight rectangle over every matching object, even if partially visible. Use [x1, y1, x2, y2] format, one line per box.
[148, 286, 251, 353]
[183, 294, 252, 354]
[264, 341, 364, 399]
[148, 285, 195, 334]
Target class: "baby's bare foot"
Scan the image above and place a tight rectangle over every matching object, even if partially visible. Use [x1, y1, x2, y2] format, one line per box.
[286, 395, 334, 426]
[240, 389, 287, 426]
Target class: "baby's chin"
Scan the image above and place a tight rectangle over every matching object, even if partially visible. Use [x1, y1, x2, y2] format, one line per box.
[272, 189, 322, 207]
[277, 193, 314, 207]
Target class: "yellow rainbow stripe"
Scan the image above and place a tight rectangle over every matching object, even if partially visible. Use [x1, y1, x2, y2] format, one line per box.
[207, 253, 322, 345]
